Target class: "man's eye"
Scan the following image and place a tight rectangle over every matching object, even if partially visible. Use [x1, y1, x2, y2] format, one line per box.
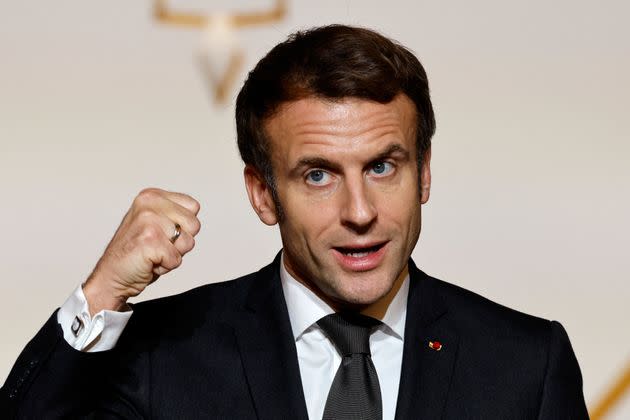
[306, 170, 331, 185]
[370, 162, 394, 176]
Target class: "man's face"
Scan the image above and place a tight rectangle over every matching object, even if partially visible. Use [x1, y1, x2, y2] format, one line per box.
[246, 94, 431, 309]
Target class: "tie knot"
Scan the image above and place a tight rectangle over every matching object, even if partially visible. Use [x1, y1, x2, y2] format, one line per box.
[317, 313, 382, 356]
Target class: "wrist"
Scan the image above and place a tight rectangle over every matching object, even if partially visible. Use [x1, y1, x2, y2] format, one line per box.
[83, 274, 129, 316]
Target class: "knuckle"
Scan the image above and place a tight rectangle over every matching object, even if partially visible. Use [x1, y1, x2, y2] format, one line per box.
[188, 218, 201, 235]
[139, 187, 160, 196]
[180, 235, 195, 254]
[190, 198, 201, 214]
[135, 209, 156, 223]
[135, 188, 160, 205]
[168, 252, 182, 269]
[139, 224, 162, 243]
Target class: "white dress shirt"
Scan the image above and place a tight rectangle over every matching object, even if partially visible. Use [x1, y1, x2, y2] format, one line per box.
[280, 255, 409, 420]
[57, 254, 409, 420]
[57, 284, 131, 352]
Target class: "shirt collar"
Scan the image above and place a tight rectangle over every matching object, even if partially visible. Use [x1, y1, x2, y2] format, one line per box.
[279, 252, 409, 342]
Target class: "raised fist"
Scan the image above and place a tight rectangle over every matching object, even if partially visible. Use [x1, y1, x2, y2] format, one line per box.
[82, 188, 201, 315]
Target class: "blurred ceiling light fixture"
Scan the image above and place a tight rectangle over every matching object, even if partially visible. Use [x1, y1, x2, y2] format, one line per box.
[154, 0, 288, 103]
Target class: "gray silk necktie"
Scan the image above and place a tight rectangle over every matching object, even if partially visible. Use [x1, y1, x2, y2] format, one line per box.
[317, 313, 383, 420]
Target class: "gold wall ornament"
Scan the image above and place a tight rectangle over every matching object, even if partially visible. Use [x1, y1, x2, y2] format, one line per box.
[590, 359, 630, 419]
[196, 15, 244, 103]
[153, 0, 288, 103]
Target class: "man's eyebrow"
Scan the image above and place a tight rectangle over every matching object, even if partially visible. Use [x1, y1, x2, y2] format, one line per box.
[289, 144, 410, 177]
[290, 157, 342, 177]
[371, 144, 410, 162]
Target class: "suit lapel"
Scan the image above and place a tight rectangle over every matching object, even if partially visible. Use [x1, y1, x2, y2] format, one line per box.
[395, 261, 459, 420]
[232, 257, 309, 420]
[231, 257, 458, 419]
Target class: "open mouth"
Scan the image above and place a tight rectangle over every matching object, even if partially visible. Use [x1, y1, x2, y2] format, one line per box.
[332, 241, 388, 271]
[334, 243, 386, 258]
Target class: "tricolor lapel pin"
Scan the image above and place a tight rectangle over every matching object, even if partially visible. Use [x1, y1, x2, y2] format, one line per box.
[428, 340, 443, 351]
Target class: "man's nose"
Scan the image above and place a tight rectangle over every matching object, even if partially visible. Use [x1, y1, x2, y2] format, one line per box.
[340, 178, 377, 232]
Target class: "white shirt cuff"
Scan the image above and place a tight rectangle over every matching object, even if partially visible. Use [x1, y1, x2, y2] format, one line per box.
[57, 285, 132, 352]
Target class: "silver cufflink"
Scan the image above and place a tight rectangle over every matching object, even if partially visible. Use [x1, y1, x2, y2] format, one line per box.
[71, 316, 84, 337]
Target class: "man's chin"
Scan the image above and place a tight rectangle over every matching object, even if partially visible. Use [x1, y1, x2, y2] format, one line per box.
[326, 282, 393, 309]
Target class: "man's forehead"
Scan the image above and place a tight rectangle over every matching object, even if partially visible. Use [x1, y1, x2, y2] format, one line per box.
[261, 94, 418, 172]
[264, 94, 417, 139]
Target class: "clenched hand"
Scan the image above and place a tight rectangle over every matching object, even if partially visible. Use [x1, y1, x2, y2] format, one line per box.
[82, 188, 201, 315]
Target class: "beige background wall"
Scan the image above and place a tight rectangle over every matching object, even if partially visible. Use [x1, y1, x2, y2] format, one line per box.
[1, 0, 628, 417]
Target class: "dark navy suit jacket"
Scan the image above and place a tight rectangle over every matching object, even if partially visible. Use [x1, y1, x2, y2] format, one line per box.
[1, 256, 589, 419]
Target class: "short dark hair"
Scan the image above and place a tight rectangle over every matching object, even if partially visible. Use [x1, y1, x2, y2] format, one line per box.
[236, 24, 436, 190]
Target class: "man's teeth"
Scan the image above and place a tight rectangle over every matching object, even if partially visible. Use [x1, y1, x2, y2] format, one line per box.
[342, 247, 381, 257]
[346, 251, 370, 258]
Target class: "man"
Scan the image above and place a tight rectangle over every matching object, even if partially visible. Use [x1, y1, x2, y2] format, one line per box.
[1, 25, 588, 419]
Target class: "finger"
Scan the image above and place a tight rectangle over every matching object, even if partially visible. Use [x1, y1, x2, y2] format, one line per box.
[150, 241, 182, 275]
[161, 200, 202, 237]
[164, 191, 201, 215]
[152, 213, 199, 251]
[136, 201, 199, 240]
[153, 266, 168, 277]
[172, 229, 195, 256]
[132, 189, 201, 236]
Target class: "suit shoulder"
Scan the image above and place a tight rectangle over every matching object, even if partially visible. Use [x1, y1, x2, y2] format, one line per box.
[129, 264, 269, 323]
[428, 274, 552, 338]
[116, 259, 280, 349]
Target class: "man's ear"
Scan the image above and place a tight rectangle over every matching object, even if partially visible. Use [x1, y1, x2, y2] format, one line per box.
[244, 165, 279, 226]
[420, 147, 432, 204]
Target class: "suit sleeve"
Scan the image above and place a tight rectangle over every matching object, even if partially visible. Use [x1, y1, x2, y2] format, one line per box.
[537, 320, 590, 420]
[0, 310, 147, 419]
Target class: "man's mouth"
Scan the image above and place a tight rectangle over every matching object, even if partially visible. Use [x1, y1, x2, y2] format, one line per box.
[331, 242, 388, 271]
[334, 243, 385, 258]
